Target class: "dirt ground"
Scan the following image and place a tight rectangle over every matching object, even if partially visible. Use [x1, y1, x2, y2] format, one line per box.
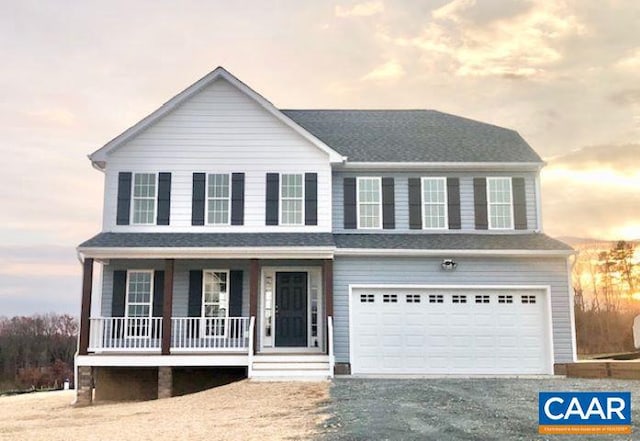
[0, 380, 329, 441]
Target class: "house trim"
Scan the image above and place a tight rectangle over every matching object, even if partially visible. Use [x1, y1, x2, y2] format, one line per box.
[78, 247, 336, 260]
[75, 354, 249, 367]
[89, 67, 346, 167]
[335, 248, 574, 257]
[338, 162, 545, 171]
[347, 284, 554, 375]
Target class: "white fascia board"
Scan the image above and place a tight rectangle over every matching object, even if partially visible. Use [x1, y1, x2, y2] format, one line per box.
[89, 67, 346, 168]
[78, 246, 336, 260]
[337, 162, 544, 172]
[335, 248, 574, 257]
[76, 354, 249, 367]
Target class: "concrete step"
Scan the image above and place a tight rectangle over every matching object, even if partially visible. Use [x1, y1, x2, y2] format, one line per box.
[253, 354, 329, 363]
[252, 362, 330, 370]
[250, 369, 331, 380]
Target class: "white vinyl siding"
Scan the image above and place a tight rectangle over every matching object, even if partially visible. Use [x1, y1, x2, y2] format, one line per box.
[207, 174, 230, 225]
[104, 79, 331, 233]
[126, 270, 153, 317]
[421, 177, 447, 229]
[280, 174, 304, 225]
[487, 177, 514, 230]
[132, 173, 156, 225]
[357, 177, 382, 229]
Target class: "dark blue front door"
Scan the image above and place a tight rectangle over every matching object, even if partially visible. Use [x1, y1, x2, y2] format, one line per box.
[275, 272, 307, 347]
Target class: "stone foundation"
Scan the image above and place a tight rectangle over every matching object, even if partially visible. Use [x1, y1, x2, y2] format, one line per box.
[75, 366, 93, 406]
[158, 367, 173, 399]
[334, 362, 351, 375]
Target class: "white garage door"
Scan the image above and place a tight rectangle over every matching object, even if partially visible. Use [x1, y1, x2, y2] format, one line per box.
[350, 287, 552, 375]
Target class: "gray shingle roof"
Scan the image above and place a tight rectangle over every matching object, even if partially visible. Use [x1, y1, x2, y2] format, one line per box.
[79, 232, 335, 248]
[282, 110, 542, 163]
[79, 232, 571, 252]
[333, 233, 572, 251]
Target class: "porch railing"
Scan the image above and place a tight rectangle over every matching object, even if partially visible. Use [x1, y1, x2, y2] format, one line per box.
[171, 317, 251, 352]
[88, 317, 162, 351]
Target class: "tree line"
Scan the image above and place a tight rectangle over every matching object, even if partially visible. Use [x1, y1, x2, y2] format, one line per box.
[0, 314, 77, 392]
[573, 240, 640, 356]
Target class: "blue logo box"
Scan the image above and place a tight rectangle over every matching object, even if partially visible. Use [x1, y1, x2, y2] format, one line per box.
[539, 392, 631, 426]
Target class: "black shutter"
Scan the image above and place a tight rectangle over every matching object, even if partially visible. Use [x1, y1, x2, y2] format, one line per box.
[304, 173, 318, 226]
[512, 177, 528, 230]
[116, 172, 132, 225]
[343, 177, 357, 229]
[229, 271, 243, 317]
[474, 178, 488, 230]
[191, 173, 206, 226]
[152, 271, 165, 317]
[447, 177, 461, 229]
[156, 173, 171, 225]
[382, 177, 395, 229]
[112, 270, 127, 317]
[265, 173, 279, 225]
[188, 270, 203, 317]
[408, 178, 422, 229]
[231, 173, 245, 225]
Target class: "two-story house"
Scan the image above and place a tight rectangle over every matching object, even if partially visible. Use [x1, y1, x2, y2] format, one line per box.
[75, 67, 574, 405]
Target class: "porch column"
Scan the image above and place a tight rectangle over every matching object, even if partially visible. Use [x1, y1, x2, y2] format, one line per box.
[249, 258, 259, 352]
[323, 259, 334, 355]
[161, 259, 175, 355]
[78, 257, 94, 356]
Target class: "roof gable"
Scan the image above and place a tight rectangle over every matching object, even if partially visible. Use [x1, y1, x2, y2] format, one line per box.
[89, 67, 346, 168]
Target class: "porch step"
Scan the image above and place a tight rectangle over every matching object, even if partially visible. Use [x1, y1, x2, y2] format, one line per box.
[252, 362, 330, 370]
[250, 354, 332, 380]
[253, 354, 330, 363]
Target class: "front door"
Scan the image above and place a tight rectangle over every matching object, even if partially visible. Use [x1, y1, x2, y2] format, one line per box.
[275, 272, 307, 347]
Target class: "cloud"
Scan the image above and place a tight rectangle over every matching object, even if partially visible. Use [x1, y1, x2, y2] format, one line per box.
[361, 60, 405, 81]
[610, 89, 640, 106]
[335, 1, 384, 18]
[542, 144, 640, 240]
[393, 0, 586, 78]
[614, 48, 640, 71]
[547, 144, 640, 174]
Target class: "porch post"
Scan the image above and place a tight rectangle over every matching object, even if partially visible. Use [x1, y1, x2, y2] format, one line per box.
[323, 259, 334, 355]
[249, 258, 259, 352]
[78, 257, 94, 356]
[161, 259, 175, 355]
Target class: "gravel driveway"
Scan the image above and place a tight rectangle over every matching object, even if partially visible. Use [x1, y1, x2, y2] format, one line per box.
[320, 378, 640, 441]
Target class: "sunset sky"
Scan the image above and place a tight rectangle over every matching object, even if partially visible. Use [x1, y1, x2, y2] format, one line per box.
[0, 0, 639, 315]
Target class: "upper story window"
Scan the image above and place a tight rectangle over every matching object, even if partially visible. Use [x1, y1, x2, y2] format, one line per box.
[132, 173, 157, 225]
[421, 177, 447, 229]
[207, 174, 230, 225]
[280, 174, 304, 225]
[487, 177, 513, 229]
[357, 177, 382, 229]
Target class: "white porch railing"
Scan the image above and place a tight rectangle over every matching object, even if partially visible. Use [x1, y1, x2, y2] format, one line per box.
[170, 317, 251, 352]
[88, 317, 162, 352]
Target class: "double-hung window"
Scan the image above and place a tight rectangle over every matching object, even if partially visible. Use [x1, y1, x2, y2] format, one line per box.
[132, 173, 156, 224]
[357, 177, 382, 229]
[126, 270, 153, 337]
[202, 270, 229, 336]
[207, 174, 230, 225]
[421, 177, 447, 229]
[487, 177, 513, 229]
[280, 174, 304, 225]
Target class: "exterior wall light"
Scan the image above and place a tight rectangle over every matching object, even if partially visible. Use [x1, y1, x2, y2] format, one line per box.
[441, 259, 458, 271]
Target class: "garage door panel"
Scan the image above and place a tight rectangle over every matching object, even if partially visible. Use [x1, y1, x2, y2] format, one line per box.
[351, 287, 551, 375]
